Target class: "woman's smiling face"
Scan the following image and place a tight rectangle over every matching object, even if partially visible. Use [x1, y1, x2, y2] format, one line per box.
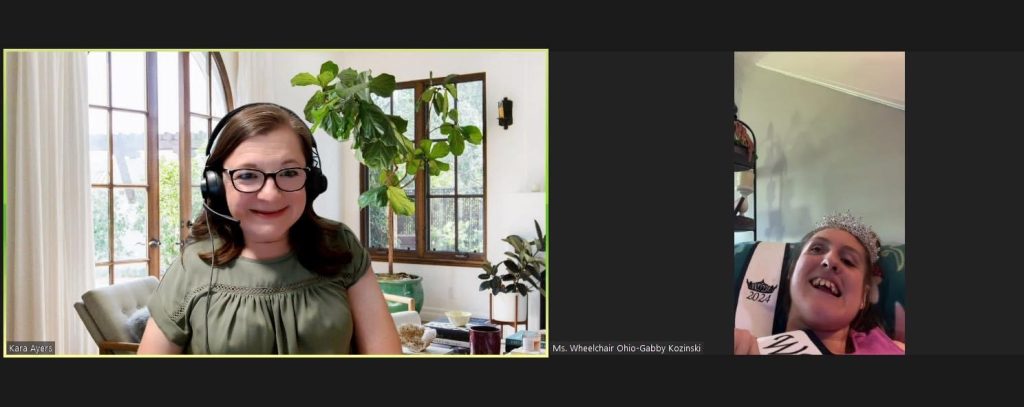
[788, 228, 871, 332]
[222, 126, 308, 244]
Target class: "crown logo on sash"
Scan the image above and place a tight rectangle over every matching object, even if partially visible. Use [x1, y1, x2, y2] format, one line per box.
[747, 279, 777, 294]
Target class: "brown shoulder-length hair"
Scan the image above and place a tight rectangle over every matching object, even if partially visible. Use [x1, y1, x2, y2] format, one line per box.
[187, 104, 353, 276]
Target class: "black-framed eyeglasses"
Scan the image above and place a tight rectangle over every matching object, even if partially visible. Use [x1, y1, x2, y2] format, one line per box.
[224, 167, 310, 193]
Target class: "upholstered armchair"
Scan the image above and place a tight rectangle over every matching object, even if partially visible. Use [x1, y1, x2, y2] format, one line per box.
[74, 276, 159, 354]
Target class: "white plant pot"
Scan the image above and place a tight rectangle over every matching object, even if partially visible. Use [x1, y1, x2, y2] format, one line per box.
[490, 293, 528, 324]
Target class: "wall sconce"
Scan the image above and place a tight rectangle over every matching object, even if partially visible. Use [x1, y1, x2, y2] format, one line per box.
[498, 97, 513, 129]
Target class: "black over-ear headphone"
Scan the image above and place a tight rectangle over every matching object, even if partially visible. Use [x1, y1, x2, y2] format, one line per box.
[199, 103, 328, 211]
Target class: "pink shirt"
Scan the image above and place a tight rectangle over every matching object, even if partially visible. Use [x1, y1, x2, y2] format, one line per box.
[850, 327, 905, 355]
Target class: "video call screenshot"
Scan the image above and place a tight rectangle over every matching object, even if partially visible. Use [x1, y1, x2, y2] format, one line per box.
[3, 48, 1022, 367]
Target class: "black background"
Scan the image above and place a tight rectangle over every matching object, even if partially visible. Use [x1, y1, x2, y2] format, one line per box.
[3, 14, 1024, 395]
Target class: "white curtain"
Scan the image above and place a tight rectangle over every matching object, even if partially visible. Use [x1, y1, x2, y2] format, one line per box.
[234, 52, 276, 105]
[6, 52, 95, 354]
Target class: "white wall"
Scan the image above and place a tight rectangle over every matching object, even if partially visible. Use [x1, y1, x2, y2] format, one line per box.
[246, 51, 547, 326]
[735, 53, 905, 245]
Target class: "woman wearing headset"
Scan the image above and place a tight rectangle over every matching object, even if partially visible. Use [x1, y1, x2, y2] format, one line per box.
[138, 103, 401, 354]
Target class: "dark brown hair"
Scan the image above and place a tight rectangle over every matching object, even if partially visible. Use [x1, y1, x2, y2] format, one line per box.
[187, 104, 353, 276]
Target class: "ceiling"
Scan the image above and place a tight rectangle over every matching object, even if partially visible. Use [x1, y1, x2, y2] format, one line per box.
[737, 52, 905, 110]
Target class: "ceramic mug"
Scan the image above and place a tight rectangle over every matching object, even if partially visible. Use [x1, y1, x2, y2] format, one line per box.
[469, 325, 501, 355]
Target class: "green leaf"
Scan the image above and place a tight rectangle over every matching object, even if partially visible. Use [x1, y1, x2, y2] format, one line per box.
[440, 94, 449, 119]
[387, 186, 415, 216]
[431, 160, 450, 172]
[335, 83, 368, 100]
[291, 72, 319, 87]
[376, 186, 389, 206]
[448, 109, 458, 123]
[429, 141, 449, 159]
[463, 125, 483, 144]
[443, 74, 458, 84]
[319, 62, 340, 86]
[310, 105, 329, 133]
[318, 72, 333, 88]
[481, 263, 495, 274]
[387, 114, 408, 135]
[439, 123, 453, 136]
[356, 102, 388, 148]
[432, 94, 443, 118]
[339, 68, 359, 86]
[534, 220, 545, 246]
[517, 284, 529, 296]
[449, 132, 465, 156]
[400, 136, 416, 155]
[501, 274, 516, 281]
[478, 273, 490, 280]
[343, 99, 359, 127]
[417, 139, 433, 153]
[420, 87, 435, 104]
[362, 141, 387, 169]
[303, 90, 325, 122]
[369, 73, 396, 97]
[322, 109, 336, 138]
[406, 159, 421, 178]
[323, 111, 339, 136]
[505, 235, 529, 252]
[479, 281, 492, 291]
[363, 101, 391, 134]
[444, 83, 457, 99]
[358, 186, 387, 208]
[320, 61, 339, 78]
[503, 259, 521, 273]
[332, 111, 351, 141]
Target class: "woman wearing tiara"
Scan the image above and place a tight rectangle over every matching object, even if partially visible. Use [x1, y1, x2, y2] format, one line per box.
[735, 212, 905, 355]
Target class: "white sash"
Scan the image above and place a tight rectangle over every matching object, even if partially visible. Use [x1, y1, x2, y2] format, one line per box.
[735, 242, 786, 338]
[757, 330, 826, 355]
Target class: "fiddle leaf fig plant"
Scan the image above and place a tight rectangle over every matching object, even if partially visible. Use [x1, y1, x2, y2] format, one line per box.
[292, 61, 483, 275]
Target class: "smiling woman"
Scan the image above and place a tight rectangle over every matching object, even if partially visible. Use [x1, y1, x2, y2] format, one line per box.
[137, 103, 401, 354]
[734, 212, 905, 355]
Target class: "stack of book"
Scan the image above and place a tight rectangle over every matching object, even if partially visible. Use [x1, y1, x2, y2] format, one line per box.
[403, 343, 470, 355]
[423, 316, 496, 349]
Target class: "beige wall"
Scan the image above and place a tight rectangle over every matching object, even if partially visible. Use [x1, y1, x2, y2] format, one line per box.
[234, 51, 548, 324]
[735, 56, 905, 244]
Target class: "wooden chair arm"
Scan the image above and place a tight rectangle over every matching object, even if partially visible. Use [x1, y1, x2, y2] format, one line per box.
[383, 294, 416, 311]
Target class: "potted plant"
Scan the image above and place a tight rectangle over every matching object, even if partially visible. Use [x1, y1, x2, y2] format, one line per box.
[292, 61, 483, 312]
[478, 220, 546, 327]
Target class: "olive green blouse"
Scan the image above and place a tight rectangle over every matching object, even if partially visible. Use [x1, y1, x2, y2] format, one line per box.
[147, 223, 368, 354]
